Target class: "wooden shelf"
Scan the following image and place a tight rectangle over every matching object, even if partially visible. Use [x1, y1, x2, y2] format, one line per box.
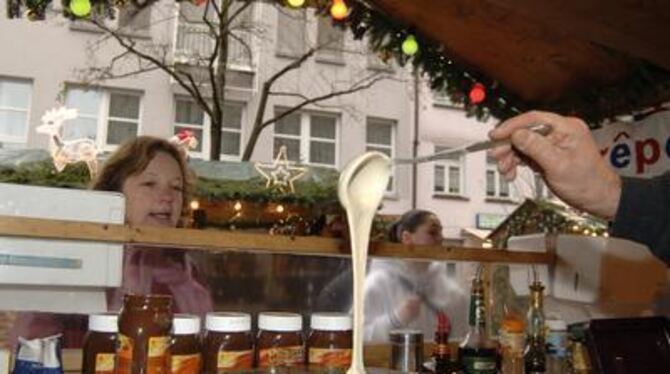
[0, 216, 554, 265]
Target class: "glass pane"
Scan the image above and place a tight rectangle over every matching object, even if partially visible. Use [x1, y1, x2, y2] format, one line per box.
[310, 141, 335, 165]
[274, 137, 300, 162]
[499, 175, 510, 197]
[107, 120, 138, 145]
[66, 89, 101, 116]
[63, 117, 97, 141]
[434, 165, 445, 192]
[311, 115, 336, 139]
[275, 112, 301, 135]
[448, 166, 460, 194]
[0, 110, 27, 137]
[174, 126, 203, 152]
[276, 8, 306, 55]
[109, 93, 140, 119]
[367, 121, 392, 145]
[0, 80, 31, 108]
[317, 16, 344, 50]
[175, 100, 204, 125]
[223, 104, 243, 130]
[221, 131, 241, 156]
[486, 170, 496, 196]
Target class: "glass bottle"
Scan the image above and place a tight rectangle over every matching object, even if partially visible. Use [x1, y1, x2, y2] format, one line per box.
[523, 280, 546, 374]
[499, 310, 524, 374]
[459, 269, 499, 374]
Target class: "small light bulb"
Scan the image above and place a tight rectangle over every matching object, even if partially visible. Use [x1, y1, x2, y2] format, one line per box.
[287, 0, 305, 8]
[234, 201, 242, 211]
[603, 232, 609, 238]
[190, 200, 200, 210]
[330, 0, 348, 20]
[401, 35, 419, 56]
[70, 0, 91, 17]
[276, 204, 285, 213]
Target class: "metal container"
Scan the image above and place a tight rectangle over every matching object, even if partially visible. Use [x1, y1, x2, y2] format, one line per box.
[389, 329, 423, 373]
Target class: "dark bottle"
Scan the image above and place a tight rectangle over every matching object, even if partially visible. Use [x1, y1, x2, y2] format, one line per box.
[524, 280, 546, 374]
[429, 311, 463, 374]
[82, 313, 118, 374]
[458, 270, 498, 374]
[117, 294, 173, 374]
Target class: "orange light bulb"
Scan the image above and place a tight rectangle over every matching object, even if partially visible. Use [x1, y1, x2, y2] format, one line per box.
[330, 0, 348, 20]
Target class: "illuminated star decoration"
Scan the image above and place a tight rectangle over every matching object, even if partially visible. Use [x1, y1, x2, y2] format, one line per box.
[254, 145, 307, 194]
[36, 107, 99, 179]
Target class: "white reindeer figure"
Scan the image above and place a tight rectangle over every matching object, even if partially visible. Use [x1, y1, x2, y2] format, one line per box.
[36, 107, 99, 178]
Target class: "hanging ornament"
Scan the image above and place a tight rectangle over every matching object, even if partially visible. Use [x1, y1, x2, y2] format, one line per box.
[330, 0, 348, 21]
[287, 0, 305, 8]
[169, 129, 199, 159]
[401, 35, 419, 56]
[36, 107, 99, 179]
[254, 145, 308, 194]
[70, 0, 92, 17]
[469, 82, 486, 104]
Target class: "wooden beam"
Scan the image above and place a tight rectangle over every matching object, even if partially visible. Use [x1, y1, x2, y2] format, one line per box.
[370, 0, 631, 102]
[487, 0, 670, 71]
[0, 216, 555, 265]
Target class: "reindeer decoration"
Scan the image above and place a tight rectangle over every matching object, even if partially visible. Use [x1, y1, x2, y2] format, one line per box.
[36, 107, 99, 179]
[169, 129, 199, 159]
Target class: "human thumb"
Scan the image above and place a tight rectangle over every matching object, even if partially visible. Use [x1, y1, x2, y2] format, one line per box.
[510, 128, 557, 169]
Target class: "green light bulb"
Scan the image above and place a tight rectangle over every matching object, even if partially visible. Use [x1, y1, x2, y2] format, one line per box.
[402, 35, 419, 56]
[287, 0, 305, 8]
[70, 0, 91, 18]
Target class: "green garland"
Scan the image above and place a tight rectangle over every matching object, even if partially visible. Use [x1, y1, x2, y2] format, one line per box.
[8, 0, 670, 125]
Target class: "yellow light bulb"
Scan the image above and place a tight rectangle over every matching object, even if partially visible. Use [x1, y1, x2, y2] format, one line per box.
[330, 0, 348, 20]
[276, 204, 285, 213]
[287, 0, 305, 8]
[189, 200, 200, 210]
[402, 35, 419, 56]
[234, 201, 242, 211]
[70, 0, 91, 18]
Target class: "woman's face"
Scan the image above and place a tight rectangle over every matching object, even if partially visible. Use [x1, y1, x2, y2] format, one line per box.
[403, 214, 444, 246]
[122, 151, 184, 227]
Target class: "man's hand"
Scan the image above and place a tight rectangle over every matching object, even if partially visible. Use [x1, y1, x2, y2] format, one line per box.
[489, 111, 622, 219]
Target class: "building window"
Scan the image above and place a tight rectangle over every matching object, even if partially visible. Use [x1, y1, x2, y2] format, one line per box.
[173, 98, 244, 160]
[486, 155, 511, 198]
[65, 88, 141, 150]
[0, 78, 32, 148]
[273, 109, 338, 167]
[276, 8, 306, 57]
[433, 145, 465, 196]
[316, 16, 344, 63]
[366, 118, 395, 192]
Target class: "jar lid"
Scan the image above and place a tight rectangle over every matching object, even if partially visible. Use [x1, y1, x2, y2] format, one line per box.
[174, 314, 201, 335]
[311, 313, 352, 331]
[546, 319, 568, 331]
[258, 312, 302, 332]
[88, 313, 118, 333]
[206, 312, 251, 333]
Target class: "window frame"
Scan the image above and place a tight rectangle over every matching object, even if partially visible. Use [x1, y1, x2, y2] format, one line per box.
[433, 145, 466, 197]
[173, 97, 245, 161]
[65, 87, 143, 152]
[273, 108, 340, 168]
[485, 156, 513, 199]
[365, 117, 396, 194]
[0, 77, 32, 147]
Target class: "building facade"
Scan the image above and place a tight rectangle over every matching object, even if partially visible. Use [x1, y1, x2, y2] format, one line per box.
[0, 0, 545, 241]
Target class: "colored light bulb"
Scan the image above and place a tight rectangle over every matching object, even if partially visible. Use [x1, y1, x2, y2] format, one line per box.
[330, 0, 348, 20]
[402, 35, 419, 56]
[287, 0, 305, 8]
[70, 0, 91, 17]
[469, 82, 486, 104]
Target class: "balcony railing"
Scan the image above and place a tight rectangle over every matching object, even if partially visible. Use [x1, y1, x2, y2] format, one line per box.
[174, 22, 253, 70]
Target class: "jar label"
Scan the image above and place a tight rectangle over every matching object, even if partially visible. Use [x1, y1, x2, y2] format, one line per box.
[308, 348, 352, 368]
[117, 334, 133, 374]
[217, 350, 253, 370]
[147, 336, 171, 374]
[171, 353, 201, 374]
[94, 353, 115, 374]
[258, 346, 304, 368]
[462, 356, 496, 373]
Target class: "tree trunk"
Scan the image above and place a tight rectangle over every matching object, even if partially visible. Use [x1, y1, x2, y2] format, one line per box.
[210, 1, 230, 161]
[241, 81, 272, 161]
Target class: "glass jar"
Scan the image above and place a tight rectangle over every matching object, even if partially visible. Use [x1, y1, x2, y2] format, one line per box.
[82, 313, 118, 374]
[307, 313, 352, 370]
[202, 312, 253, 374]
[170, 314, 201, 374]
[256, 312, 304, 369]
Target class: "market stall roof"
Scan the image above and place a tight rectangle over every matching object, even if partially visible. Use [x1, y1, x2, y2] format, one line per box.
[369, 0, 670, 123]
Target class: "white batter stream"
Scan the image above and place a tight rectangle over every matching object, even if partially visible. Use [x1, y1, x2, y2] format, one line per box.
[338, 152, 392, 374]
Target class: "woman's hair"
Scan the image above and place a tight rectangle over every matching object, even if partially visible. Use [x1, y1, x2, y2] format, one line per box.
[388, 209, 435, 243]
[90, 136, 193, 225]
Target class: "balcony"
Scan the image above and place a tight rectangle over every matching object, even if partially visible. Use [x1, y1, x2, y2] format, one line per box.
[174, 21, 253, 72]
